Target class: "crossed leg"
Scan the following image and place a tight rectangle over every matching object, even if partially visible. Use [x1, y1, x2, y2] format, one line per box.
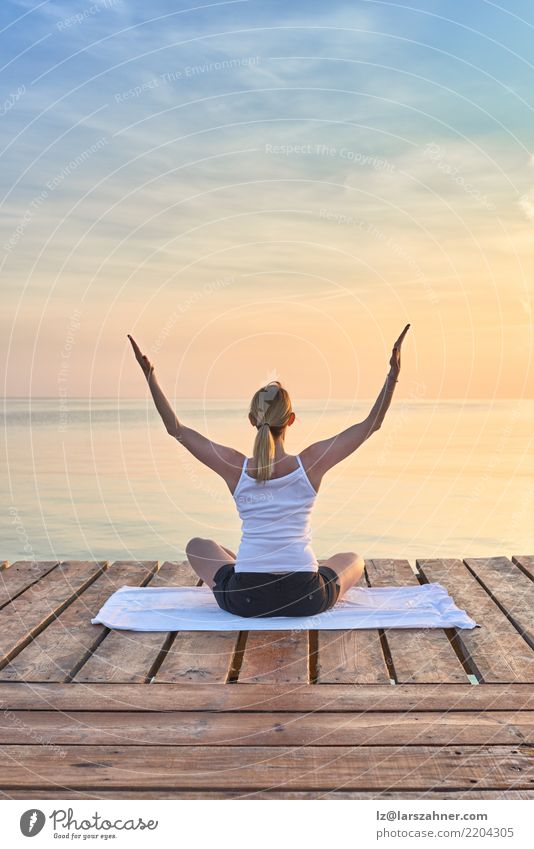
[320, 551, 366, 600]
[185, 537, 365, 600]
[185, 537, 236, 589]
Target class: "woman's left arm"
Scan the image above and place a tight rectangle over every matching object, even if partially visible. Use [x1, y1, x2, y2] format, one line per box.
[127, 335, 244, 489]
[300, 324, 410, 483]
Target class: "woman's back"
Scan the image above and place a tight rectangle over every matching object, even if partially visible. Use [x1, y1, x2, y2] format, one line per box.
[128, 329, 409, 612]
[232, 454, 319, 573]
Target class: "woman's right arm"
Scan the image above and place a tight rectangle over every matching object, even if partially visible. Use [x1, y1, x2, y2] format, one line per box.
[301, 324, 410, 485]
[127, 335, 244, 492]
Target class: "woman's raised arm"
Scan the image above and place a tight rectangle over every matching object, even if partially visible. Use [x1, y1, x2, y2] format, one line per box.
[127, 335, 244, 490]
[128, 335, 179, 436]
[301, 324, 410, 485]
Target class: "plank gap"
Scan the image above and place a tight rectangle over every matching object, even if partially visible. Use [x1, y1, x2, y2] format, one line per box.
[0, 561, 61, 611]
[146, 632, 178, 684]
[3, 789, 533, 799]
[69, 562, 160, 681]
[363, 561, 399, 685]
[416, 569, 482, 683]
[464, 559, 534, 652]
[445, 628, 483, 683]
[0, 564, 108, 672]
[64, 627, 111, 683]
[4, 742, 531, 749]
[364, 563, 397, 684]
[378, 629, 396, 684]
[512, 556, 534, 584]
[227, 631, 248, 683]
[308, 630, 318, 684]
[2, 784, 531, 792]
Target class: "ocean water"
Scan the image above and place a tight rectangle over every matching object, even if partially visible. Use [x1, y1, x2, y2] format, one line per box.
[1, 397, 533, 564]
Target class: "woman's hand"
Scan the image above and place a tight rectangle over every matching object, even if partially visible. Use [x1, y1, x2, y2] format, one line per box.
[127, 334, 154, 380]
[389, 323, 410, 378]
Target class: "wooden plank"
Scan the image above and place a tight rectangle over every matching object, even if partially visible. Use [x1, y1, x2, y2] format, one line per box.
[1, 710, 532, 747]
[315, 569, 390, 683]
[512, 555, 534, 582]
[155, 567, 266, 684]
[149, 563, 242, 685]
[4, 789, 534, 799]
[0, 561, 106, 668]
[2, 683, 534, 712]
[465, 556, 534, 649]
[238, 630, 310, 684]
[418, 558, 534, 683]
[0, 561, 159, 682]
[1, 744, 533, 790]
[315, 629, 391, 684]
[154, 629, 240, 683]
[366, 559, 467, 684]
[0, 561, 59, 609]
[72, 560, 168, 683]
[229, 559, 353, 684]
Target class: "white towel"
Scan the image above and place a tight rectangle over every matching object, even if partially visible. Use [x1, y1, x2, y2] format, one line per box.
[91, 583, 478, 631]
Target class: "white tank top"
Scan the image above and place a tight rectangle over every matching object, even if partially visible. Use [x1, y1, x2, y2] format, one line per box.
[232, 454, 319, 573]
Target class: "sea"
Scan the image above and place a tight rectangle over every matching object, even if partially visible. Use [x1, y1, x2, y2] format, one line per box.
[1, 397, 533, 565]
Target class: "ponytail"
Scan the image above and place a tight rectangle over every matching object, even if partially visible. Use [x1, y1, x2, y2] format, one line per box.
[248, 381, 293, 483]
[252, 423, 276, 483]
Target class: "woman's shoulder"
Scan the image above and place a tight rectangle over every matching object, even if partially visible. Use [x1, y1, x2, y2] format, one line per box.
[296, 448, 322, 493]
[223, 451, 247, 494]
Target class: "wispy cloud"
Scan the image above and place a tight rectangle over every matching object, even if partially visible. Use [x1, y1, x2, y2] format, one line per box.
[1, 0, 533, 396]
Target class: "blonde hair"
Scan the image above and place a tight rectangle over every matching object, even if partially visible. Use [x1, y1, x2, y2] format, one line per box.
[249, 381, 293, 482]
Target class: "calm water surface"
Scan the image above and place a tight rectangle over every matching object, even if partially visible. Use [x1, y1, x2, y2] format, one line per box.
[1, 397, 533, 563]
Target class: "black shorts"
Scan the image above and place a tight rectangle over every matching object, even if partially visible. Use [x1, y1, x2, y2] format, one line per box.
[212, 563, 341, 618]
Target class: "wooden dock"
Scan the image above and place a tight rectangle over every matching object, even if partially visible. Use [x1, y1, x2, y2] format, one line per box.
[1, 555, 534, 799]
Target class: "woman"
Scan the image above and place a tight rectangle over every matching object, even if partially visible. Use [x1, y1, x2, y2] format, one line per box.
[127, 323, 410, 618]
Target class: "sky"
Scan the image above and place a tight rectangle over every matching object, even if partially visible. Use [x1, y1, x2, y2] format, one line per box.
[1, 0, 533, 401]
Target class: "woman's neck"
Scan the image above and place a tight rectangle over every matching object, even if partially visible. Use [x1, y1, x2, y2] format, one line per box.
[271, 438, 287, 458]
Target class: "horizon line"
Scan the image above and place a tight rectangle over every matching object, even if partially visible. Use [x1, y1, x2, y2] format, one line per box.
[2, 396, 533, 402]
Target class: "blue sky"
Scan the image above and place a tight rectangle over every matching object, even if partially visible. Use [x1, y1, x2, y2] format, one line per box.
[1, 0, 534, 398]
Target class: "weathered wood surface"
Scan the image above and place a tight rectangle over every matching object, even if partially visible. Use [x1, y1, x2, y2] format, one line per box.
[315, 628, 391, 684]
[0, 560, 60, 609]
[0, 561, 106, 669]
[2, 683, 534, 712]
[151, 563, 241, 684]
[74, 562, 177, 684]
[239, 630, 310, 684]
[365, 559, 467, 683]
[0, 561, 157, 682]
[465, 556, 534, 649]
[315, 570, 390, 684]
[418, 558, 534, 683]
[155, 629, 242, 683]
[2, 744, 533, 790]
[1, 553, 534, 799]
[512, 555, 534, 582]
[1, 710, 532, 746]
[4, 789, 533, 799]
